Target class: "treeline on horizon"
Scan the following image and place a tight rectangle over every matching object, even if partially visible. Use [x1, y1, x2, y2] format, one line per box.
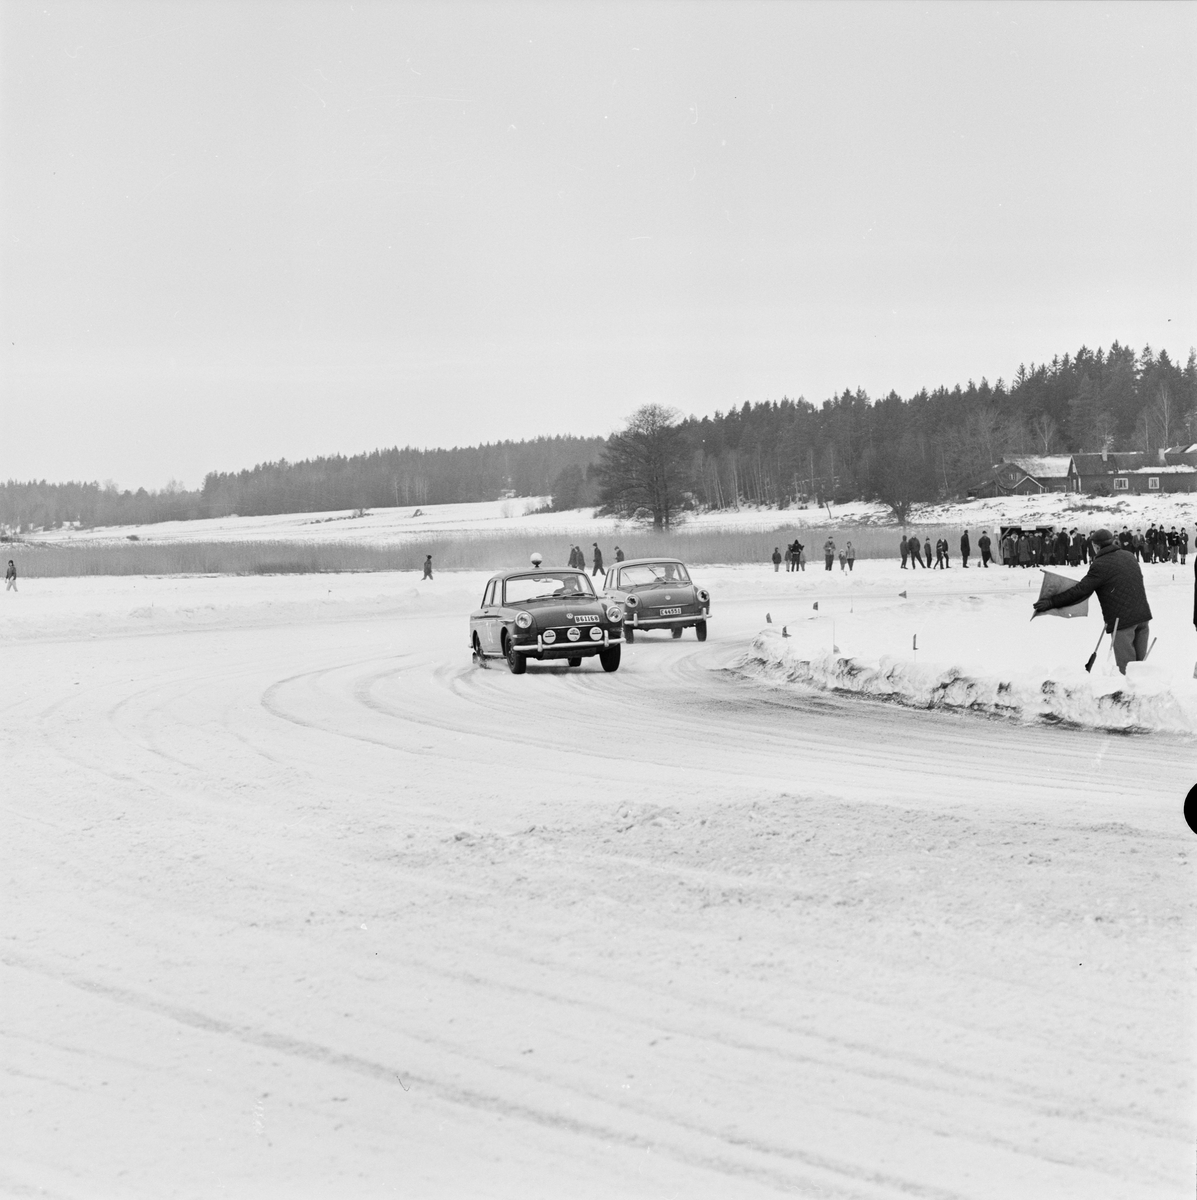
[3, 341, 1195, 532]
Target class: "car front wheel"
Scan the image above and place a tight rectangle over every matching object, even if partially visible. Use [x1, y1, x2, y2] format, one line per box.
[695, 620, 707, 642]
[599, 645, 621, 672]
[505, 636, 527, 674]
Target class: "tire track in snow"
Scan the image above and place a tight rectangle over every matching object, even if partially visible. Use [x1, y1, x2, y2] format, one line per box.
[2, 949, 972, 1200]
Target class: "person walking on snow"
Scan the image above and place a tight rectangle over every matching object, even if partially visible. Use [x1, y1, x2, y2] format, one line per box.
[422, 555, 433, 579]
[978, 530, 992, 567]
[5, 560, 15, 591]
[1034, 528, 1152, 674]
[960, 529, 971, 568]
[823, 537, 836, 571]
[772, 547, 782, 572]
[592, 543, 604, 575]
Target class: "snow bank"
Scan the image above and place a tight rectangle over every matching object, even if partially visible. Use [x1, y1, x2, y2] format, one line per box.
[739, 628, 1197, 735]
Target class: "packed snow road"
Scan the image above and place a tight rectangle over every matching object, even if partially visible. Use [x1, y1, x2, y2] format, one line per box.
[2, 568, 1192, 1199]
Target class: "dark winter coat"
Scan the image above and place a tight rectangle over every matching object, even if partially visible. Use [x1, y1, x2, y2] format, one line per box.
[1046, 544, 1152, 631]
[960, 532, 970, 555]
[593, 547, 604, 571]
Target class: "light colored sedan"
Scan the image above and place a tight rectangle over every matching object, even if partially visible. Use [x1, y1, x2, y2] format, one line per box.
[601, 558, 710, 643]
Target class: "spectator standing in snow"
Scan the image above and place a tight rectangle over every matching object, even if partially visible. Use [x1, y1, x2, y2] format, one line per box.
[960, 529, 971, 568]
[1035, 528, 1152, 674]
[923, 537, 932, 568]
[772, 547, 782, 572]
[5, 560, 15, 591]
[614, 546, 625, 562]
[934, 538, 946, 569]
[795, 541, 806, 571]
[1170, 529, 1179, 563]
[783, 544, 792, 571]
[846, 542, 856, 571]
[1017, 532, 1032, 567]
[1001, 532, 1015, 566]
[978, 530, 992, 567]
[838, 547, 847, 571]
[592, 543, 604, 575]
[899, 535, 909, 568]
[1181, 529, 1189, 565]
[823, 537, 836, 571]
[423, 555, 433, 579]
[908, 535, 922, 568]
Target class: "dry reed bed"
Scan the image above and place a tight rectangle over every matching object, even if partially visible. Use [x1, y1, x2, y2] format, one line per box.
[8, 524, 977, 577]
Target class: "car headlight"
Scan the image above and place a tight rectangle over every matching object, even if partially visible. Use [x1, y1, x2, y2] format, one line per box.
[515, 611, 533, 629]
[606, 605, 622, 623]
[542, 629, 556, 643]
[624, 594, 639, 609]
[697, 589, 709, 604]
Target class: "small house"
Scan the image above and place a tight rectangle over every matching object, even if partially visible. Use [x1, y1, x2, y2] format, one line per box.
[1068, 447, 1197, 495]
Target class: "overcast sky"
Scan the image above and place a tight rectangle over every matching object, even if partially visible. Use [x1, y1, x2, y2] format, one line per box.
[2, 1, 1194, 490]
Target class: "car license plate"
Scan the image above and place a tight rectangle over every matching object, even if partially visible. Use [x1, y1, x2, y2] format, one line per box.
[572, 614, 599, 623]
[660, 607, 682, 616]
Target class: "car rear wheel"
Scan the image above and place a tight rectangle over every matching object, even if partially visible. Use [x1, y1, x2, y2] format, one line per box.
[695, 620, 707, 641]
[624, 625, 635, 643]
[505, 636, 526, 674]
[671, 626, 683, 639]
[567, 656, 582, 667]
[599, 645, 621, 672]
[472, 633, 483, 661]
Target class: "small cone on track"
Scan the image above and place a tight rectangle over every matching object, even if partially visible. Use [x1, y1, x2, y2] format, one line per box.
[899, 590, 907, 598]
[782, 626, 790, 638]
[766, 612, 772, 623]
[812, 601, 819, 611]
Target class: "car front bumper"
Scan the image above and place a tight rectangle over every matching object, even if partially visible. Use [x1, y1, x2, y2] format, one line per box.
[626, 611, 710, 628]
[512, 630, 624, 655]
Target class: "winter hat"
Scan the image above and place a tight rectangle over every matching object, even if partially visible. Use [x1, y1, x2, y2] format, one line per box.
[1091, 528, 1115, 547]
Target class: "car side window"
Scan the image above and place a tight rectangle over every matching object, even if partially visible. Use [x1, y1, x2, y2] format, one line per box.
[482, 581, 494, 606]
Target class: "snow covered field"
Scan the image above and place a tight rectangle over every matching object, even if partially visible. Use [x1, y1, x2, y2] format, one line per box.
[3, 563, 1193, 1197]
[30, 488, 1197, 549]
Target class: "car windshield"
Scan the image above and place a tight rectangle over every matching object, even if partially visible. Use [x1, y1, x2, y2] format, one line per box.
[503, 573, 595, 604]
[618, 562, 690, 588]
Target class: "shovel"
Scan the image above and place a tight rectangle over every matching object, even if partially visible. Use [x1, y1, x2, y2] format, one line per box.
[1086, 617, 1118, 673]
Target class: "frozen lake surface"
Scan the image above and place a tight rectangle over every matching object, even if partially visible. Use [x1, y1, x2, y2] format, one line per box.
[3, 562, 1192, 1197]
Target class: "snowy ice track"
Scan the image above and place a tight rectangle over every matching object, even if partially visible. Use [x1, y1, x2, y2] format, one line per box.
[3, 585, 1192, 1199]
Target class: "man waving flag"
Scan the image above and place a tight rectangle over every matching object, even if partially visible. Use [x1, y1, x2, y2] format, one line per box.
[1032, 528, 1151, 674]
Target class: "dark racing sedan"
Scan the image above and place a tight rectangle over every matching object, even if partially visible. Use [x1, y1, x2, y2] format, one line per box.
[601, 558, 710, 642]
[470, 567, 623, 674]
